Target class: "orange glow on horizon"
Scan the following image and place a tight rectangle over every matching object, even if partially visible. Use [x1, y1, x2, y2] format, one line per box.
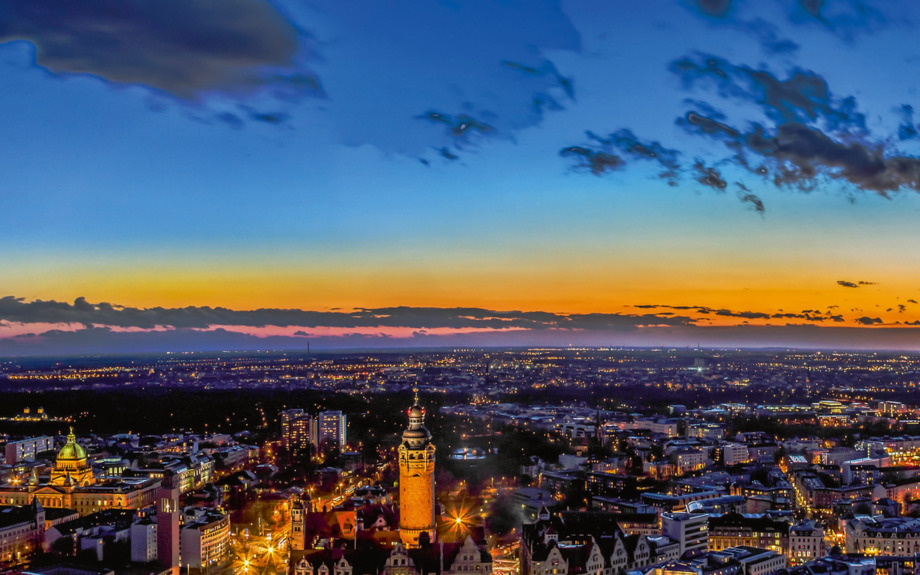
[2, 249, 918, 329]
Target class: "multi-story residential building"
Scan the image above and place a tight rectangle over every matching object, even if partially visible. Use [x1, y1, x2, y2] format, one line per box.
[713, 546, 785, 575]
[881, 478, 920, 508]
[720, 443, 750, 466]
[281, 409, 314, 455]
[586, 472, 632, 498]
[707, 514, 787, 556]
[787, 520, 824, 566]
[791, 471, 883, 512]
[662, 512, 709, 557]
[688, 423, 726, 441]
[282, 409, 347, 453]
[672, 448, 708, 474]
[316, 410, 347, 451]
[129, 517, 157, 563]
[0, 500, 44, 569]
[614, 513, 661, 537]
[4, 437, 53, 465]
[179, 508, 231, 570]
[845, 516, 920, 556]
[878, 401, 907, 417]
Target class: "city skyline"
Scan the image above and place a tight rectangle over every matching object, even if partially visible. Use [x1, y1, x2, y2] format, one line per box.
[4, 0, 920, 355]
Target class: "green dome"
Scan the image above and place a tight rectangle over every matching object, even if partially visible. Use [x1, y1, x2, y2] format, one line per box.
[58, 428, 87, 461]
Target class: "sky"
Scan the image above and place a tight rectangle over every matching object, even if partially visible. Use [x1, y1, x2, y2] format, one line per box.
[3, 0, 920, 355]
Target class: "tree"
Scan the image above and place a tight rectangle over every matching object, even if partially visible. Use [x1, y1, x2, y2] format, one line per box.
[485, 494, 522, 536]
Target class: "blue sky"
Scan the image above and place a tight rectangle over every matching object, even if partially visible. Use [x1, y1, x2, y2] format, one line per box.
[3, 0, 920, 355]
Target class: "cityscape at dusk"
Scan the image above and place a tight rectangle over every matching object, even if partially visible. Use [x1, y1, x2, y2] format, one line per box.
[7, 2, 920, 575]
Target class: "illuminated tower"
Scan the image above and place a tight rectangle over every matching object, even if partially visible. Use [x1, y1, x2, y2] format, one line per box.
[398, 392, 436, 547]
[156, 470, 180, 575]
[290, 498, 305, 551]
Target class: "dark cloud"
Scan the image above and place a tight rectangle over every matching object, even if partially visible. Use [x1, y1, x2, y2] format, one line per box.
[909, 299, 918, 304]
[715, 309, 770, 319]
[671, 54, 866, 131]
[858, 280, 877, 285]
[418, 111, 498, 161]
[678, 111, 741, 139]
[690, 161, 767, 211]
[793, 0, 887, 40]
[679, 110, 920, 196]
[0, 296, 695, 333]
[560, 130, 681, 185]
[692, 161, 728, 190]
[735, 182, 765, 214]
[685, 0, 734, 19]
[3, 297, 913, 357]
[634, 304, 842, 323]
[897, 105, 918, 141]
[561, 55, 920, 206]
[422, 111, 496, 139]
[243, 107, 290, 125]
[5, 311, 920, 357]
[744, 123, 920, 195]
[559, 146, 625, 176]
[438, 148, 460, 162]
[837, 280, 859, 288]
[0, 0, 309, 100]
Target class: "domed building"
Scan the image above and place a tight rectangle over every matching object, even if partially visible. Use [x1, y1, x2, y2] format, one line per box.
[0, 428, 160, 515]
[49, 428, 94, 487]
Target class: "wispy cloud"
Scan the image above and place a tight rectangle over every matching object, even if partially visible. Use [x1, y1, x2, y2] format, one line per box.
[560, 130, 681, 184]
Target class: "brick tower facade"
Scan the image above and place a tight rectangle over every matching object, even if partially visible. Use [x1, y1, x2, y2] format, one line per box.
[398, 393, 436, 547]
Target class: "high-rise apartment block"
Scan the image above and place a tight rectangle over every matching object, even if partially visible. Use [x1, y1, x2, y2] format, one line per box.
[316, 410, 347, 451]
[281, 409, 313, 455]
[281, 409, 347, 453]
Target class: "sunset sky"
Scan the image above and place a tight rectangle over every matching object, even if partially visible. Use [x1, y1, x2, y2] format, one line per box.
[3, 0, 920, 354]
